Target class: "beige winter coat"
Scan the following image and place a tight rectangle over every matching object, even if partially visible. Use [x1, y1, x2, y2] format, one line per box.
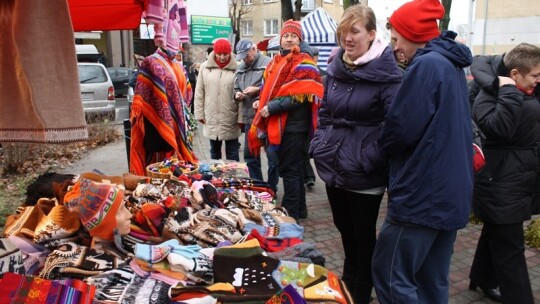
[194, 52, 241, 141]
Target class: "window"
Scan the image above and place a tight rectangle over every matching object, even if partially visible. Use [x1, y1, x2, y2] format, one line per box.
[323, 0, 333, 3]
[243, 0, 252, 4]
[292, 0, 315, 11]
[263, 0, 277, 2]
[339, 0, 343, 5]
[264, 19, 279, 36]
[241, 20, 253, 36]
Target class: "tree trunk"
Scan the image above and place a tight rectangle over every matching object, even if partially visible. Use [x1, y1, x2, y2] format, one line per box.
[294, 0, 302, 20]
[281, 0, 294, 21]
[439, 0, 452, 32]
[343, 0, 360, 9]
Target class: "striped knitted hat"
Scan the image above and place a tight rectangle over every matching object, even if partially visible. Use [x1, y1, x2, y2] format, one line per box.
[64, 178, 124, 241]
[281, 19, 303, 41]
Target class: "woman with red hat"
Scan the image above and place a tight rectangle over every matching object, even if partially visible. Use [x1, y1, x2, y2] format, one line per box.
[248, 20, 323, 220]
[194, 38, 241, 161]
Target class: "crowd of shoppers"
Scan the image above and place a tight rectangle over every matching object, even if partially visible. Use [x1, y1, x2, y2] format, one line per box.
[129, 1, 540, 302]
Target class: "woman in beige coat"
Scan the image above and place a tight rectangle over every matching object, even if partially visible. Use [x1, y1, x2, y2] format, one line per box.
[194, 39, 241, 161]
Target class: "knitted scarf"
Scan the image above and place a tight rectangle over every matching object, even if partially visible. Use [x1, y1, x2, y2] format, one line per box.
[130, 48, 197, 176]
[247, 46, 323, 156]
[214, 55, 231, 69]
[0, 0, 88, 143]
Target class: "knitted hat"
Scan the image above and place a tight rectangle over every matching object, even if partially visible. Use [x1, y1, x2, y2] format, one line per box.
[389, 0, 444, 43]
[213, 38, 232, 54]
[281, 19, 303, 41]
[64, 178, 124, 241]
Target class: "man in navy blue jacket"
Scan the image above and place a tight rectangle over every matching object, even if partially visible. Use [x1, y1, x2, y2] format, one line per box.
[371, 0, 473, 303]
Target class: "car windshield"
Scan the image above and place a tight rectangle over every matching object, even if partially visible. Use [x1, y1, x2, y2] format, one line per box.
[78, 65, 107, 83]
[108, 68, 131, 77]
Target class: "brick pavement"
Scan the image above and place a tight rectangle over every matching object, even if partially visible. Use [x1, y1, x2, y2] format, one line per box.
[192, 127, 540, 304]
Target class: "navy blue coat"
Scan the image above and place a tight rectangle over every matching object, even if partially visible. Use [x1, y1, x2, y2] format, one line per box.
[310, 45, 402, 190]
[380, 32, 474, 230]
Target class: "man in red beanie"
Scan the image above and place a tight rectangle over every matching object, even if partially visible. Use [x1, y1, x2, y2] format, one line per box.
[370, 0, 473, 303]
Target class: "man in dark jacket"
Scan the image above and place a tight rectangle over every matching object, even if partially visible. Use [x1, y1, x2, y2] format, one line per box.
[371, 0, 473, 303]
[468, 43, 540, 304]
[234, 39, 278, 193]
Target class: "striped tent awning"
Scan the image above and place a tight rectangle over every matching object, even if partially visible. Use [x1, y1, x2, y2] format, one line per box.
[301, 7, 338, 45]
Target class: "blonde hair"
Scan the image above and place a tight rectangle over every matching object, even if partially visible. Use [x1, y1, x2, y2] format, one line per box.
[336, 4, 377, 49]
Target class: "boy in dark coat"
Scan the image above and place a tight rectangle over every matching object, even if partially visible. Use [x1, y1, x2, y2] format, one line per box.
[468, 43, 540, 304]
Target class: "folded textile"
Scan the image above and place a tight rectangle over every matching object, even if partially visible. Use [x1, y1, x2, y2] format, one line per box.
[168, 250, 214, 284]
[4, 198, 80, 245]
[266, 284, 306, 304]
[246, 229, 303, 253]
[135, 239, 201, 263]
[0, 238, 25, 275]
[0, 272, 85, 304]
[39, 242, 124, 280]
[271, 261, 353, 304]
[267, 242, 326, 266]
[244, 222, 304, 239]
[212, 241, 281, 298]
[88, 265, 172, 303]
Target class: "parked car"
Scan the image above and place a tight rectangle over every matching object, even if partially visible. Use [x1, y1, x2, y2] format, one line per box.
[107, 67, 132, 97]
[77, 62, 116, 122]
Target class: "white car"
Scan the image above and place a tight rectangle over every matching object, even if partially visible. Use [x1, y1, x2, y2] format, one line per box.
[77, 62, 116, 121]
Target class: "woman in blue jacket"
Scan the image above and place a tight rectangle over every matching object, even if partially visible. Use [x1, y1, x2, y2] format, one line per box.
[309, 4, 401, 303]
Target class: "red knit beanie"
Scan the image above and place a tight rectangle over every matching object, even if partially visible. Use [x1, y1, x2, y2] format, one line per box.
[389, 0, 445, 43]
[213, 38, 232, 54]
[280, 19, 303, 41]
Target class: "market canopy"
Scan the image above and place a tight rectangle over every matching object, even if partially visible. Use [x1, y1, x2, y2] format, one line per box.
[67, 0, 145, 31]
[302, 7, 338, 45]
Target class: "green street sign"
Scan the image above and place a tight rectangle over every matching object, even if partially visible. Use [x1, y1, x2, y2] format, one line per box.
[191, 15, 232, 44]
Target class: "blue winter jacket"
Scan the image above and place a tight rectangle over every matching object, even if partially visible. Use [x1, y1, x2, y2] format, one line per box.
[309, 45, 402, 190]
[380, 31, 474, 230]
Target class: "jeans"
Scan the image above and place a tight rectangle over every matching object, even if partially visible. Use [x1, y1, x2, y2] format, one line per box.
[243, 124, 279, 192]
[372, 221, 457, 304]
[209, 138, 240, 161]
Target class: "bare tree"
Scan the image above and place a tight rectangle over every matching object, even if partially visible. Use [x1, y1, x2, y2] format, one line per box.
[293, 0, 303, 20]
[439, 0, 452, 31]
[343, 0, 360, 9]
[229, 0, 255, 46]
[280, 0, 295, 21]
